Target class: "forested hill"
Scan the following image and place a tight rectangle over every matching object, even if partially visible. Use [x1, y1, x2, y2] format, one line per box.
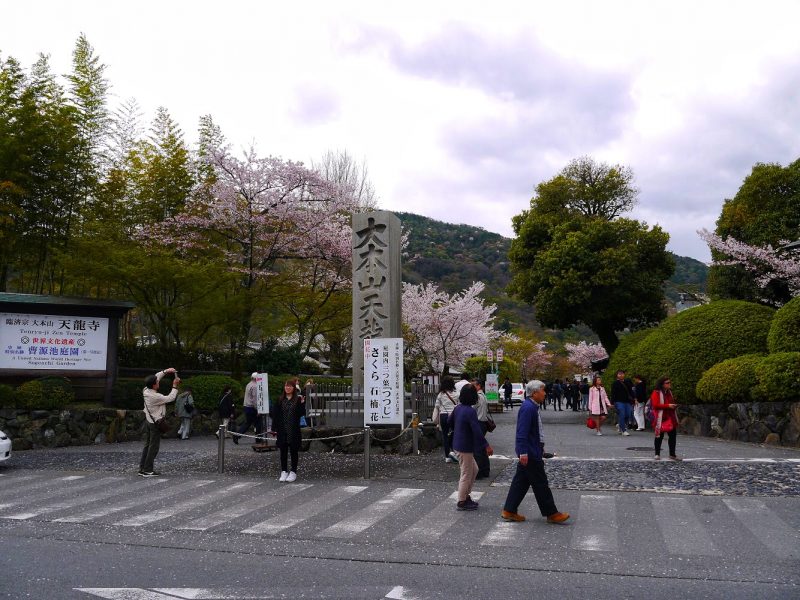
[398, 212, 708, 333]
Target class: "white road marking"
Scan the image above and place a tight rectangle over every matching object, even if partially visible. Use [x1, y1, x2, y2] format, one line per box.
[651, 497, 717, 555]
[0, 474, 83, 499]
[723, 498, 800, 560]
[317, 487, 425, 538]
[571, 495, 618, 551]
[74, 589, 178, 599]
[395, 491, 484, 543]
[176, 483, 312, 531]
[242, 485, 367, 535]
[117, 482, 252, 527]
[480, 521, 529, 547]
[1, 476, 122, 519]
[55, 479, 213, 523]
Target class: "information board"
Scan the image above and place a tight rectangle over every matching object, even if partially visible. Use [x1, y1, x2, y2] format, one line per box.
[485, 373, 499, 401]
[0, 312, 108, 371]
[255, 373, 269, 414]
[364, 338, 404, 426]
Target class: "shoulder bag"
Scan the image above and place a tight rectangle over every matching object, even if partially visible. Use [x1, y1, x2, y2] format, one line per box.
[144, 402, 170, 434]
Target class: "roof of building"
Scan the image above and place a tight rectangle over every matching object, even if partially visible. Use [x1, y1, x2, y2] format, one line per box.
[0, 293, 135, 311]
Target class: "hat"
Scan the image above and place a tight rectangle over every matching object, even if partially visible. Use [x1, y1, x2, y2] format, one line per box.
[251, 372, 258, 379]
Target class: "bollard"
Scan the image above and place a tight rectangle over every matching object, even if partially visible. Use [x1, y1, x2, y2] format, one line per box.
[364, 426, 371, 479]
[217, 424, 226, 474]
[412, 412, 419, 455]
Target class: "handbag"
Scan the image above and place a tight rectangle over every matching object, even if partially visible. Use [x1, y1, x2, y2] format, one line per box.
[586, 417, 597, 429]
[486, 417, 496, 432]
[144, 403, 170, 434]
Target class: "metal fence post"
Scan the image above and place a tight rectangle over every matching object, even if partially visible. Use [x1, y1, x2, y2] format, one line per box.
[412, 411, 419, 455]
[364, 426, 371, 479]
[217, 424, 226, 474]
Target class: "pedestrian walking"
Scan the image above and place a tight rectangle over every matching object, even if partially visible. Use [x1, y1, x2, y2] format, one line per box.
[553, 379, 563, 411]
[448, 383, 492, 511]
[500, 380, 569, 524]
[632, 375, 647, 431]
[651, 376, 681, 461]
[588, 375, 613, 435]
[432, 377, 459, 463]
[234, 373, 261, 444]
[175, 386, 194, 440]
[216, 386, 235, 438]
[611, 370, 634, 436]
[579, 378, 590, 411]
[139, 368, 180, 477]
[270, 379, 307, 482]
[502, 377, 513, 410]
[471, 378, 491, 479]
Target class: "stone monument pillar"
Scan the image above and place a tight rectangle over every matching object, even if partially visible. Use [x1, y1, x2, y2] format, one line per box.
[352, 211, 403, 384]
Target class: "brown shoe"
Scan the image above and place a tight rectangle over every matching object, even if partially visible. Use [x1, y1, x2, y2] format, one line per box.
[501, 510, 526, 522]
[546, 512, 570, 524]
[668, 455, 683, 461]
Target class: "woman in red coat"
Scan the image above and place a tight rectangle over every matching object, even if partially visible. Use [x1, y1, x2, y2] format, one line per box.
[651, 376, 681, 461]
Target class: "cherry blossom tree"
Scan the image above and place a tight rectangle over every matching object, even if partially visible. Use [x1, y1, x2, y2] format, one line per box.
[565, 341, 609, 371]
[402, 281, 496, 376]
[699, 229, 800, 301]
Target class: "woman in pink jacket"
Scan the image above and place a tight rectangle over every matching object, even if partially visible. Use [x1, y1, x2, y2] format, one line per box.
[588, 375, 613, 435]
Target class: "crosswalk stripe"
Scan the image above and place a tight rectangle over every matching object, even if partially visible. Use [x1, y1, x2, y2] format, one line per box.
[0, 474, 82, 499]
[723, 498, 800, 559]
[176, 483, 313, 531]
[481, 521, 529, 547]
[0, 476, 120, 519]
[570, 495, 618, 551]
[651, 497, 717, 555]
[0, 474, 39, 488]
[116, 482, 253, 527]
[317, 487, 425, 538]
[395, 491, 484, 543]
[55, 479, 215, 523]
[242, 485, 367, 535]
[1, 476, 166, 521]
[73, 589, 178, 599]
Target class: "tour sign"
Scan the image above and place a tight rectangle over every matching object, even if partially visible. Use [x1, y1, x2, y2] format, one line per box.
[0, 312, 108, 371]
[364, 337, 404, 426]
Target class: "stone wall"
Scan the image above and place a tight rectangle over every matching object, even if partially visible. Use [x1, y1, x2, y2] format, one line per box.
[679, 401, 800, 447]
[0, 408, 442, 455]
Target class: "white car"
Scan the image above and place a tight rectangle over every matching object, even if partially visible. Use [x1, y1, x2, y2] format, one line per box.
[0, 430, 10, 463]
[509, 383, 525, 405]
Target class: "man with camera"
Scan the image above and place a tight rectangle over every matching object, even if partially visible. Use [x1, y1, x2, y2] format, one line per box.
[140, 367, 180, 477]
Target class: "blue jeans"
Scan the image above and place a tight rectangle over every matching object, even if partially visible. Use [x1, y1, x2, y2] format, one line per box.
[616, 402, 633, 432]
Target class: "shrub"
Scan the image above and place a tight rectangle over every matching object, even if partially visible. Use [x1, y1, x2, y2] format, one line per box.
[626, 300, 775, 404]
[605, 328, 655, 387]
[767, 296, 800, 353]
[0, 384, 15, 408]
[461, 356, 520, 383]
[14, 377, 75, 410]
[182, 375, 243, 410]
[752, 352, 800, 402]
[695, 354, 764, 404]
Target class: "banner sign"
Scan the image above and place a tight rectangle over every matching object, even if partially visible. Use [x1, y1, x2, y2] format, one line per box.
[255, 373, 269, 414]
[0, 312, 108, 371]
[364, 337, 404, 426]
[497, 348, 504, 362]
[485, 373, 499, 401]
[486, 349, 493, 362]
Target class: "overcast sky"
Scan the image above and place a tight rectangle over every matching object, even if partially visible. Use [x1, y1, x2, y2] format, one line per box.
[4, 1, 800, 261]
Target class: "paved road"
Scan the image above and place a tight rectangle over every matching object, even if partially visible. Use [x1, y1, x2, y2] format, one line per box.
[1, 408, 798, 599]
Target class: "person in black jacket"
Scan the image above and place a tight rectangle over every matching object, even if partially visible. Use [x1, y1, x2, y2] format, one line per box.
[611, 370, 634, 436]
[633, 375, 647, 431]
[270, 379, 306, 482]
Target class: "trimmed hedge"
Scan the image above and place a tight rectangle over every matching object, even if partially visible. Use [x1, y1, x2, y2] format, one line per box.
[695, 354, 764, 404]
[767, 296, 800, 353]
[605, 328, 655, 388]
[182, 375, 243, 410]
[752, 352, 800, 402]
[626, 300, 775, 404]
[13, 377, 75, 410]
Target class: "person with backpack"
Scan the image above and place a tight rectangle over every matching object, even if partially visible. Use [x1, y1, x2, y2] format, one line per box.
[432, 377, 459, 463]
[175, 386, 194, 440]
[651, 376, 681, 461]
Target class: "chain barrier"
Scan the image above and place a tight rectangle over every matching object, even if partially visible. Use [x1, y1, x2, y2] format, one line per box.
[229, 429, 367, 443]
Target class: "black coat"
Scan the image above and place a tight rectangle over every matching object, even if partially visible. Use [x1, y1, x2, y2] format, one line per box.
[270, 392, 306, 448]
[218, 391, 235, 419]
[611, 379, 633, 404]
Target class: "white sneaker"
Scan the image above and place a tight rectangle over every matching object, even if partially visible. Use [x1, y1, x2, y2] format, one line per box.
[279, 471, 288, 482]
[596, 431, 603, 436]
[622, 431, 631, 436]
[449, 451, 459, 460]
[286, 471, 297, 483]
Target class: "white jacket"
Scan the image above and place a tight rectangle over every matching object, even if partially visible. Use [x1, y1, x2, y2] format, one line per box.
[143, 371, 178, 422]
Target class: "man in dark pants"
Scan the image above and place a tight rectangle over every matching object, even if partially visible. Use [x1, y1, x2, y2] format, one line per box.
[612, 370, 634, 436]
[502, 378, 513, 410]
[234, 372, 262, 444]
[140, 368, 180, 477]
[472, 378, 491, 479]
[500, 379, 569, 523]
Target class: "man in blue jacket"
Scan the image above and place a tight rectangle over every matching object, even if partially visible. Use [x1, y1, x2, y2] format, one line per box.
[501, 379, 569, 523]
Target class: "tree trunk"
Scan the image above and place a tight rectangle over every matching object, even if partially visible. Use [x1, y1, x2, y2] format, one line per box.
[594, 324, 619, 355]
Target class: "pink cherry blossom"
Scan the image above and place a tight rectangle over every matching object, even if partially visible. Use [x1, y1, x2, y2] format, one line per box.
[565, 341, 608, 371]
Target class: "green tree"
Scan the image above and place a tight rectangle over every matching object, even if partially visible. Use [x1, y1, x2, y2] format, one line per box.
[707, 159, 800, 305]
[510, 192, 674, 352]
